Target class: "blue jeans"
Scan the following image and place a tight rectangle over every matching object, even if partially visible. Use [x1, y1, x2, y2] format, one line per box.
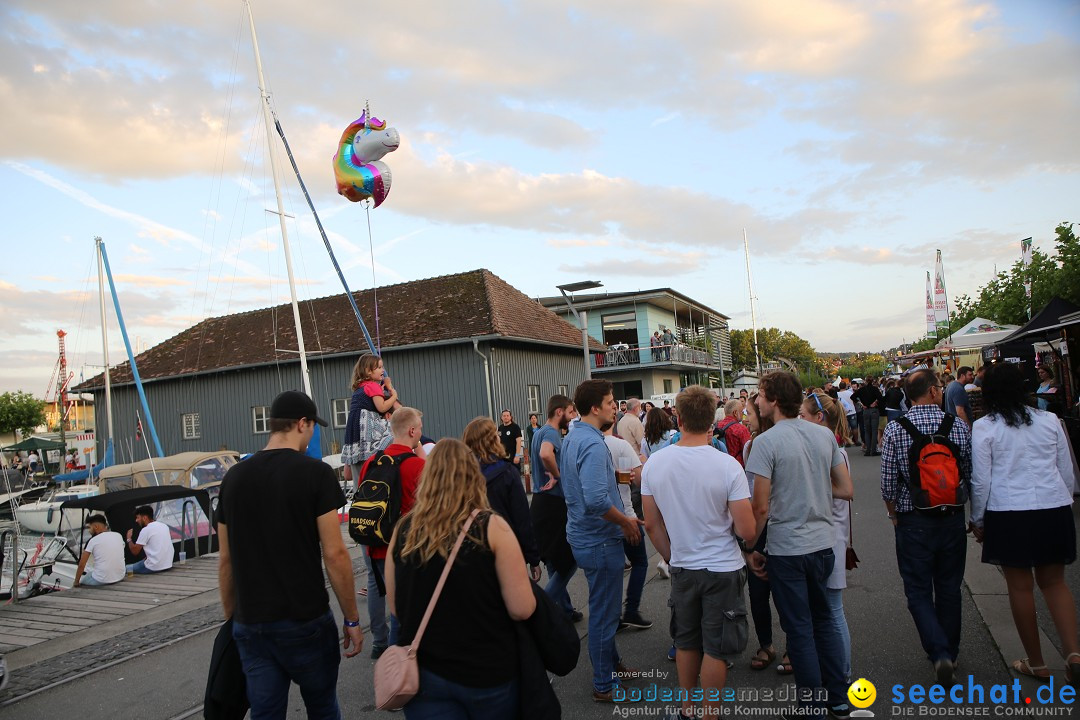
[573, 538, 625, 692]
[126, 560, 167, 575]
[232, 609, 341, 720]
[363, 552, 399, 648]
[894, 512, 967, 664]
[404, 667, 518, 720]
[767, 549, 846, 709]
[78, 575, 118, 587]
[826, 588, 851, 683]
[746, 568, 773, 648]
[544, 563, 577, 616]
[623, 526, 648, 614]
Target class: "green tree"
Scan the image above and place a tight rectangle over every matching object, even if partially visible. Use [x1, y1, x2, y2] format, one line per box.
[951, 222, 1079, 328]
[0, 391, 46, 437]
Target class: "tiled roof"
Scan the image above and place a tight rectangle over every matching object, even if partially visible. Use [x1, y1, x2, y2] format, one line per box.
[77, 269, 604, 389]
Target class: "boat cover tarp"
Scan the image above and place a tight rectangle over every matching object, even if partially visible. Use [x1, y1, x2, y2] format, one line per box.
[52, 438, 115, 484]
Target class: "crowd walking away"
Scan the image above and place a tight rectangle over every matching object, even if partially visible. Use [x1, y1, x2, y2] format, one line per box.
[209, 350, 1077, 719]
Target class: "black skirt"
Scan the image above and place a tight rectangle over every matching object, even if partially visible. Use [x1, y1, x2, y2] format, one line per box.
[982, 505, 1077, 568]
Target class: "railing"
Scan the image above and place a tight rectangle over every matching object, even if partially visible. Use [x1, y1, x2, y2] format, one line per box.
[593, 342, 716, 370]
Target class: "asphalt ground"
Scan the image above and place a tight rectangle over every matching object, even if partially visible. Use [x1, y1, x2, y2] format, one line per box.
[2, 451, 1078, 718]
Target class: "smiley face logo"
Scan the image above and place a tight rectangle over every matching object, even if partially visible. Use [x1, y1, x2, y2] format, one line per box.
[848, 678, 876, 709]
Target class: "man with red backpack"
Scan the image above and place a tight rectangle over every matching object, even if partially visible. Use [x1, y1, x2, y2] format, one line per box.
[880, 369, 972, 687]
[715, 399, 751, 466]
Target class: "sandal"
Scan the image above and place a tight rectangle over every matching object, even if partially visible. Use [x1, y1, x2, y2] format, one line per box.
[1066, 652, 1080, 687]
[1012, 658, 1050, 681]
[750, 647, 776, 671]
[776, 653, 794, 675]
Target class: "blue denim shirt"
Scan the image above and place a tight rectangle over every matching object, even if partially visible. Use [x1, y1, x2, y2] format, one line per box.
[560, 421, 622, 548]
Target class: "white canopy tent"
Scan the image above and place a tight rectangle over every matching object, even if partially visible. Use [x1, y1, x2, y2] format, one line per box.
[935, 317, 1020, 350]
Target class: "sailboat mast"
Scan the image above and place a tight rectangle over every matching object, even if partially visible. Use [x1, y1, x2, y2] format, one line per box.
[743, 229, 762, 376]
[244, 0, 312, 397]
[96, 236, 114, 446]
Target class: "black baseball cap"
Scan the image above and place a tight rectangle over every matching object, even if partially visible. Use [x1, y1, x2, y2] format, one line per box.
[270, 390, 328, 427]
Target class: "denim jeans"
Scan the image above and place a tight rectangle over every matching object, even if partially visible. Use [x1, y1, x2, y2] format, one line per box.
[404, 666, 518, 720]
[826, 588, 851, 683]
[78, 575, 118, 587]
[363, 552, 399, 648]
[544, 563, 577, 616]
[767, 549, 846, 709]
[126, 559, 166, 575]
[894, 512, 967, 663]
[861, 408, 880, 453]
[232, 609, 342, 720]
[623, 525, 648, 614]
[573, 538, 625, 692]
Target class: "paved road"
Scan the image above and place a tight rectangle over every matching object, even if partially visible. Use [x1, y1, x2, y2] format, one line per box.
[3, 451, 1077, 718]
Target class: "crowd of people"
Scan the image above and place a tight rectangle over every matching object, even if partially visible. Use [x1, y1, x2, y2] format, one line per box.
[201, 351, 1077, 720]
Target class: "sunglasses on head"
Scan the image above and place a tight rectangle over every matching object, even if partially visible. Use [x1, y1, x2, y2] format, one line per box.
[806, 392, 823, 413]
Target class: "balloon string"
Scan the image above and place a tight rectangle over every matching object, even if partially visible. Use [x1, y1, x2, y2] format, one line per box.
[365, 200, 382, 355]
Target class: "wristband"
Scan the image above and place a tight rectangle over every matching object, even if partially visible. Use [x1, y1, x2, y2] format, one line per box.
[343, 618, 360, 627]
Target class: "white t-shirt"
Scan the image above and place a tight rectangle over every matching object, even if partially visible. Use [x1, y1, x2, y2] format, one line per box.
[604, 435, 642, 516]
[86, 531, 126, 584]
[837, 390, 856, 416]
[136, 521, 174, 571]
[641, 444, 750, 572]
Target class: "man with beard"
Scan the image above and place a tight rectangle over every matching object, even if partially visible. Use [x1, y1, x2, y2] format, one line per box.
[529, 395, 582, 622]
[562, 379, 645, 702]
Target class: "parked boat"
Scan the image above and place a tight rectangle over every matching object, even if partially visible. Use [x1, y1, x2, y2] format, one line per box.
[96, 450, 238, 496]
[14, 482, 101, 534]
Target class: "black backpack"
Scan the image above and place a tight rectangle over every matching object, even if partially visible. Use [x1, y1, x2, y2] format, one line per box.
[348, 450, 415, 547]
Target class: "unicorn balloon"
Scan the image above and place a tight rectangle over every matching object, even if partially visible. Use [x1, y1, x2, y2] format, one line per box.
[333, 111, 400, 207]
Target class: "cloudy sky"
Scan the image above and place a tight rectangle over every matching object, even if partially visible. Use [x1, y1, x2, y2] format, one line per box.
[2, 0, 1077, 395]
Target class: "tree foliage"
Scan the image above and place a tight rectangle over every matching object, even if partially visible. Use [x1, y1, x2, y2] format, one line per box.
[730, 327, 818, 373]
[0, 391, 46, 437]
[952, 223, 1080, 328]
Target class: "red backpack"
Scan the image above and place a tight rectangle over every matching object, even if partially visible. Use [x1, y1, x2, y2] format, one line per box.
[896, 415, 968, 511]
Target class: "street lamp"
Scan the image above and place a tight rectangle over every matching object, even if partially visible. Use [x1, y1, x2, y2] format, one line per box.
[557, 280, 603, 380]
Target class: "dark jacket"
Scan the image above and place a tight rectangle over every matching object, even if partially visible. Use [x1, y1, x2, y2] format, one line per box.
[516, 582, 580, 719]
[480, 460, 540, 566]
[203, 620, 248, 720]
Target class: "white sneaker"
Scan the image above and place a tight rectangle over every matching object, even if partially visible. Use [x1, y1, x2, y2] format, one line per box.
[657, 559, 670, 579]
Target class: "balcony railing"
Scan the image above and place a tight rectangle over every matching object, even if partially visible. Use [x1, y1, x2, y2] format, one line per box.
[593, 342, 716, 370]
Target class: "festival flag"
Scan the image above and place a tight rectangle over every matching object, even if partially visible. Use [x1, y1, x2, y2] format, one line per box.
[933, 250, 950, 338]
[1021, 237, 1033, 318]
[135, 416, 144, 441]
[925, 271, 937, 338]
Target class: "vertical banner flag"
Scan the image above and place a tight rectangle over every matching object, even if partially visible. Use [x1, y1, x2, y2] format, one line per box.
[1021, 237, 1033, 318]
[925, 271, 937, 338]
[933, 250, 950, 338]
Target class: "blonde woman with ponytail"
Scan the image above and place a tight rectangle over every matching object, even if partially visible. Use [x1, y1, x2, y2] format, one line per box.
[385, 439, 536, 718]
[799, 391, 854, 683]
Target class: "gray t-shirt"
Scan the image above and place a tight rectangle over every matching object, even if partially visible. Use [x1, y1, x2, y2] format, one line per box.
[744, 419, 844, 557]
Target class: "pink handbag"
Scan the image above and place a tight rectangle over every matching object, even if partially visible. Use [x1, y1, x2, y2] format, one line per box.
[373, 509, 480, 710]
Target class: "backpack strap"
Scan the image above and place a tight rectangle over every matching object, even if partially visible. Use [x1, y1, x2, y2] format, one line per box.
[935, 413, 955, 440]
[896, 415, 924, 440]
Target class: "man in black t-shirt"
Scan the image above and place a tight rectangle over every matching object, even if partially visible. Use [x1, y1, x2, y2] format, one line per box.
[499, 409, 523, 467]
[218, 390, 363, 719]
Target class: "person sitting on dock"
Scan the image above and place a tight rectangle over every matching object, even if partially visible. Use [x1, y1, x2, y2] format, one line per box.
[74, 514, 125, 587]
[125, 505, 174, 574]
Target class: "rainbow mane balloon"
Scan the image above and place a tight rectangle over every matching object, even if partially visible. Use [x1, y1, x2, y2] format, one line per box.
[333, 111, 400, 207]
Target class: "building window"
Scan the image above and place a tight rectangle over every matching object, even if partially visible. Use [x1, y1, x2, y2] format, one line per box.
[332, 398, 349, 428]
[601, 311, 638, 347]
[182, 412, 201, 441]
[253, 405, 270, 434]
[664, 379, 674, 394]
[527, 385, 541, 414]
[557, 384, 568, 397]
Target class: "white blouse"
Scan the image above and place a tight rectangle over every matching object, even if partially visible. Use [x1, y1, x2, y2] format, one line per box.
[970, 409, 1075, 525]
